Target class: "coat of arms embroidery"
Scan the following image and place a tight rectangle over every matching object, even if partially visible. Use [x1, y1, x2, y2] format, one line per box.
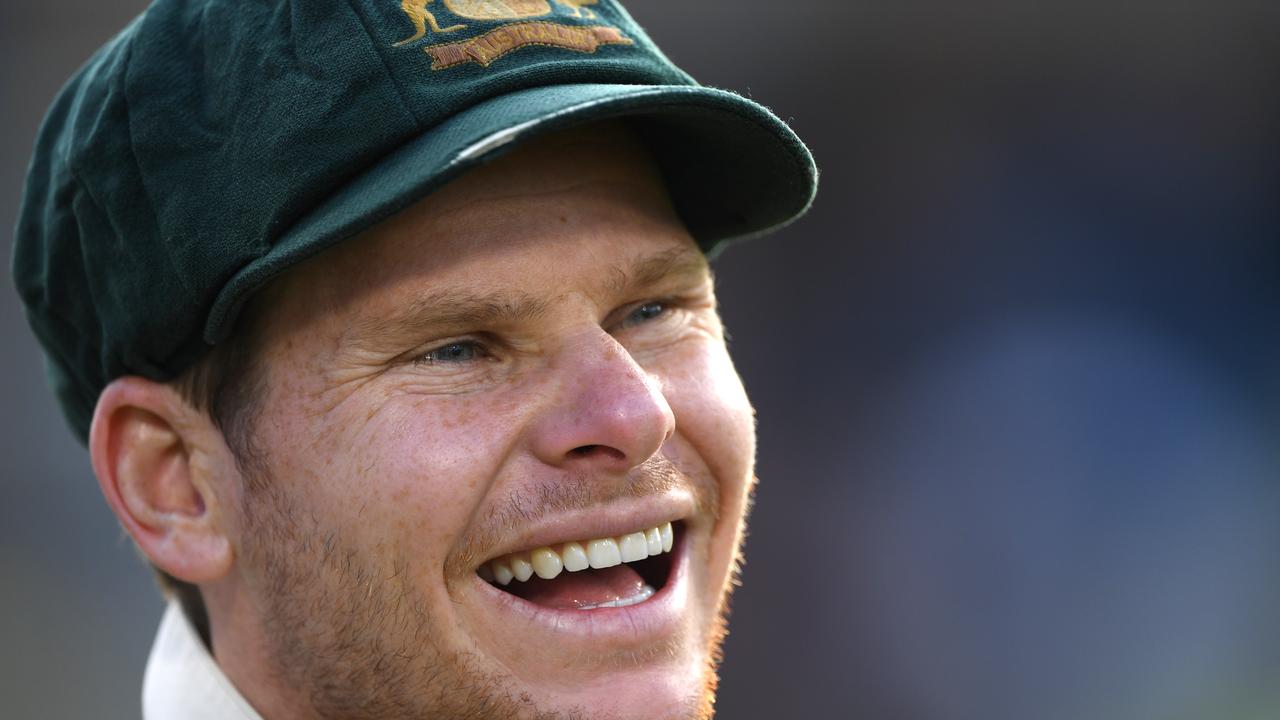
[396, 0, 602, 45]
[394, 0, 625, 70]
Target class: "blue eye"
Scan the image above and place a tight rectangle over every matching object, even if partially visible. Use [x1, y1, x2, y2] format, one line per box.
[624, 302, 667, 327]
[418, 341, 483, 365]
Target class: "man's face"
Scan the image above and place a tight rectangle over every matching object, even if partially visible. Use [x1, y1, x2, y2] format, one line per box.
[212, 125, 757, 719]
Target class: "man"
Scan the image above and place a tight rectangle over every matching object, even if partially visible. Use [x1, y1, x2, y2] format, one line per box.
[13, 0, 816, 718]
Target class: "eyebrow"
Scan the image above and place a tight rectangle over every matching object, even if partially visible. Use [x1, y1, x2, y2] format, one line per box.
[346, 288, 552, 349]
[607, 245, 710, 294]
[346, 245, 710, 349]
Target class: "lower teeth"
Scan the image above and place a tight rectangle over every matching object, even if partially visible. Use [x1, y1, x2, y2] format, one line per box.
[576, 583, 656, 610]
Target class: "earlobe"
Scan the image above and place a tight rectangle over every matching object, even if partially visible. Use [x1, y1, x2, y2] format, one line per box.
[90, 377, 233, 585]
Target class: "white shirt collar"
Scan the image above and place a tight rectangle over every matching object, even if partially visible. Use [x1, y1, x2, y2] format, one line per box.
[143, 600, 263, 720]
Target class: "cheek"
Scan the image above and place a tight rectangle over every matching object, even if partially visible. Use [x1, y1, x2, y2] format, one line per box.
[653, 341, 755, 609]
[658, 342, 756, 501]
[253, 387, 524, 568]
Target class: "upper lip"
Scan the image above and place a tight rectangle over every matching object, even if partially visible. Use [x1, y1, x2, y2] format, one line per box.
[475, 489, 694, 566]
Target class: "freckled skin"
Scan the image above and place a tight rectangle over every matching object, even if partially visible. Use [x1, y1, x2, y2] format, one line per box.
[200, 124, 757, 720]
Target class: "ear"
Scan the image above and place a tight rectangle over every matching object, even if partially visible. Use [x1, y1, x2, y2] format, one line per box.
[89, 376, 233, 584]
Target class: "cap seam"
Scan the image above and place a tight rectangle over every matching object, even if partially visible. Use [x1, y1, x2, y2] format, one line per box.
[342, 0, 426, 129]
[64, 35, 203, 381]
[117, 41, 205, 318]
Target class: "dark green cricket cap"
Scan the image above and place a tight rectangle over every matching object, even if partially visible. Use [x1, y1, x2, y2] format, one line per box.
[14, 0, 817, 442]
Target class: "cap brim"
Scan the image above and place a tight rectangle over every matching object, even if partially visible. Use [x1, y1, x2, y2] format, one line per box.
[205, 83, 817, 342]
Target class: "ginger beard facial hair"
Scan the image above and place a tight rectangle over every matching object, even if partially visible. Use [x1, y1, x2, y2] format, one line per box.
[236, 451, 745, 720]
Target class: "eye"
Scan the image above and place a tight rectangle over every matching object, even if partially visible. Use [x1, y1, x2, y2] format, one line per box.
[621, 301, 668, 328]
[415, 340, 487, 366]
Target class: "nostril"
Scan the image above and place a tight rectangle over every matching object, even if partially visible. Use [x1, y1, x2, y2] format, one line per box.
[569, 444, 625, 461]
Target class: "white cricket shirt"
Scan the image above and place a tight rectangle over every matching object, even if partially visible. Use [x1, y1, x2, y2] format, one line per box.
[142, 600, 262, 719]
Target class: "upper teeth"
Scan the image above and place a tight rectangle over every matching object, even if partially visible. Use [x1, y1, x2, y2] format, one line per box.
[481, 521, 675, 586]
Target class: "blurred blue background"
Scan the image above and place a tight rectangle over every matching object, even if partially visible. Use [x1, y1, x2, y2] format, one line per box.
[3, 2, 1280, 718]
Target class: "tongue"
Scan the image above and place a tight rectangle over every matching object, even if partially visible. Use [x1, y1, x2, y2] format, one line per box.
[509, 564, 650, 610]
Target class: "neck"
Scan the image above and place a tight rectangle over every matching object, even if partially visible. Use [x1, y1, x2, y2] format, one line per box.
[204, 577, 311, 720]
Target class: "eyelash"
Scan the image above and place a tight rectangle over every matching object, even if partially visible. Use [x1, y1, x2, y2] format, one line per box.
[414, 340, 490, 366]
[410, 300, 677, 367]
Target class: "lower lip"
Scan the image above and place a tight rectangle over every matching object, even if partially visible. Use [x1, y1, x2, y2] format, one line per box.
[473, 528, 691, 642]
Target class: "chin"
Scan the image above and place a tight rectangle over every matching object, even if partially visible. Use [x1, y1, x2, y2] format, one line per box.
[537, 660, 716, 720]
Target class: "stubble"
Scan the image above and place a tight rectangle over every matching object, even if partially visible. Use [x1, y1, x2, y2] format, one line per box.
[236, 458, 740, 720]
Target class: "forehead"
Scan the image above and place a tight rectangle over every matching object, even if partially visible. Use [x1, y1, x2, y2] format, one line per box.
[253, 122, 703, 332]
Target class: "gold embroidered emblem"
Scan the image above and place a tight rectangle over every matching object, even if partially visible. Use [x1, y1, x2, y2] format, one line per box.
[395, 0, 465, 45]
[423, 21, 631, 70]
[442, 0, 551, 20]
[554, 0, 598, 19]
[396, 0, 554, 45]
[393, 0, 630, 70]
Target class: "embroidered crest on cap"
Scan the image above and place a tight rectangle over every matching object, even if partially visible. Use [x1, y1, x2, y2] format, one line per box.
[394, 0, 630, 70]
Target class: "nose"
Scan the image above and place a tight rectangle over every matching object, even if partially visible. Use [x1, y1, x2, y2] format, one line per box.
[529, 329, 676, 472]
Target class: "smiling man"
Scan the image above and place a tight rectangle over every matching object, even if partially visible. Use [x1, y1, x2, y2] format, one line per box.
[13, 1, 815, 718]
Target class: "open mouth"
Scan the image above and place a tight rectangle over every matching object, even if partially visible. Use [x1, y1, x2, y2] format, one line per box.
[479, 521, 681, 611]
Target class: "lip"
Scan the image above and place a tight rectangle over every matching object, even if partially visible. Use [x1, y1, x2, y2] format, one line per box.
[472, 522, 691, 642]
[473, 489, 696, 565]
